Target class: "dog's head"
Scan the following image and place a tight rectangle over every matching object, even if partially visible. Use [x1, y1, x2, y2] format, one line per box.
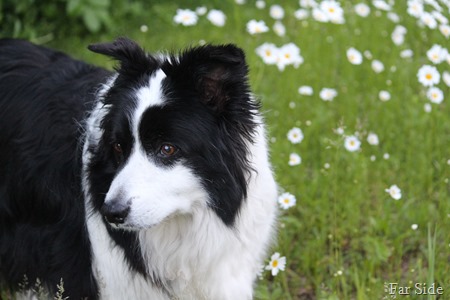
[85, 38, 259, 229]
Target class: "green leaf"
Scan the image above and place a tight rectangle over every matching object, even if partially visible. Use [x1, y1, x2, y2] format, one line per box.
[66, 0, 82, 15]
[88, 0, 110, 8]
[82, 9, 101, 32]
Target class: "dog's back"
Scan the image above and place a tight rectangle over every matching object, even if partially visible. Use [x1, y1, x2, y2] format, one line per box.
[0, 39, 107, 299]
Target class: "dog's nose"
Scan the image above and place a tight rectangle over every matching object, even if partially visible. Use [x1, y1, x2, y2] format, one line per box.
[101, 201, 130, 225]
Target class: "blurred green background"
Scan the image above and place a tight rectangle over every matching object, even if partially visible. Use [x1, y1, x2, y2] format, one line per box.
[1, 0, 449, 299]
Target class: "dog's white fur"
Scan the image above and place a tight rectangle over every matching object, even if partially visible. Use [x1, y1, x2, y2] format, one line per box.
[82, 69, 278, 299]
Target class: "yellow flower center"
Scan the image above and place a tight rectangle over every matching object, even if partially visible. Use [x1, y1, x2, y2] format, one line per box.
[272, 260, 278, 268]
[285, 53, 291, 59]
[283, 199, 290, 204]
[425, 73, 432, 80]
[265, 50, 272, 57]
[329, 8, 335, 13]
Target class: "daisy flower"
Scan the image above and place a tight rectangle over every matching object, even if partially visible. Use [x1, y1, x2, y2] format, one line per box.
[288, 153, 302, 166]
[411, 224, 419, 230]
[273, 21, 286, 37]
[373, 0, 392, 11]
[298, 85, 313, 96]
[364, 50, 373, 59]
[207, 9, 226, 27]
[354, 3, 370, 17]
[391, 33, 405, 46]
[400, 49, 413, 58]
[443, 71, 450, 87]
[426, 87, 444, 104]
[312, 7, 330, 22]
[294, 9, 309, 20]
[287, 127, 304, 144]
[371, 60, 385, 73]
[407, 0, 424, 17]
[276, 43, 304, 71]
[278, 192, 296, 209]
[265, 252, 286, 276]
[300, 0, 318, 8]
[320, 1, 345, 24]
[367, 133, 379, 145]
[393, 25, 407, 36]
[256, 0, 266, 9]
[173, 9, 198, 26]
[335, 127, 345, 135]
[439, 24, 450, 38]
[255, 43, 278, 65]
[344, 135, 361, 152]
[417, 65, 440, 87]
[391, 26, 406, 46]
[247, 20, 269, 35]
[319, 88, 337, 101]
[269, 4, 285, 20]
[391, 25, 407, 46]
[388, 12, 400, 23]
[432, 11, 448, 25]
[379, 90, 391, 101]
[140, 25, 148, 33]
[195, 6, 207, 16]
[420, 12, 438, 29]
[427, 44, 447, 64]
[347, 47, 363, 65]
[385, 184, 402, 200]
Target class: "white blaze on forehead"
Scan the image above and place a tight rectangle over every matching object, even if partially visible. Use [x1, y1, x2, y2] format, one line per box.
[133, 69, 166, 137]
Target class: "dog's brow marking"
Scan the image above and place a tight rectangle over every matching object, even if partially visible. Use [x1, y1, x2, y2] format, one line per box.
[133, 69, 166, 137]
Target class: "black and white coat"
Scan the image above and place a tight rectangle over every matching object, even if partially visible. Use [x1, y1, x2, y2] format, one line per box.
[0, 38, 278, 300]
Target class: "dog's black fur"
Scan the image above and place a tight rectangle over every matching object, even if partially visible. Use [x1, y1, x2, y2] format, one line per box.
[0, 38, 259, 299]
[0, 39, 110, 298]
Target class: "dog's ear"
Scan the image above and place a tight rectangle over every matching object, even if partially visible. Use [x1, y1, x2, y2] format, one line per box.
[197, 45, 250, 113]
[170, 44, 250, 113]
[88, 37, 156, 77]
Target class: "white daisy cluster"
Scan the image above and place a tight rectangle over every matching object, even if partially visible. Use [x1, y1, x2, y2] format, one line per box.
[246, 5, 287, 37]
[407, 0, 450, 37]
[294, 0, 345, 24]
[298, 85, 339, 102]
[417, 44, 449, 105]
[173, 8, 226, 27]
[256, 43, 304, 71]
[334, 128, 381, 153]
[391, 25, 407, 46]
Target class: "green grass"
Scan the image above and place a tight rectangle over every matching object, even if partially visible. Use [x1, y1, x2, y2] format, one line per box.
[2, 1, 450, 299]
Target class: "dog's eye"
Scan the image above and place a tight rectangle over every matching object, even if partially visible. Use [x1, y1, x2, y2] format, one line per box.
[159, 143, 178, 157]
[112, 142, 124, 164]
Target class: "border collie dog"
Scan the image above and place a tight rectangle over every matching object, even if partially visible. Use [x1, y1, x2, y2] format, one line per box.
[0, 38, 278, 299]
